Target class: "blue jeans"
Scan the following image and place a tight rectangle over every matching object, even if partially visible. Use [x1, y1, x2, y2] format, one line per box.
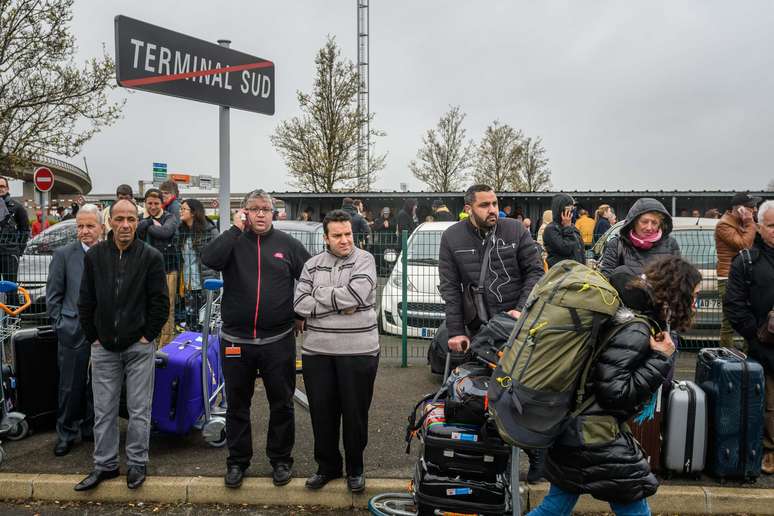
[527, 484, 651, 516]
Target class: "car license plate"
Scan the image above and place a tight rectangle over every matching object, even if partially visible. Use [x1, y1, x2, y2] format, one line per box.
[696, 298, 720, 310]
[421, 327, 436, 338]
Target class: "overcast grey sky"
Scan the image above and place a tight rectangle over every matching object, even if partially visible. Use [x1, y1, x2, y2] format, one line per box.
[68, 0, 774, 194]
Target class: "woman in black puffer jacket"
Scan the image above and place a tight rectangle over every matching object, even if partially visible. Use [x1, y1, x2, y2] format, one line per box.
[528, 256, 702, 516]
[599, 197, 681, 278]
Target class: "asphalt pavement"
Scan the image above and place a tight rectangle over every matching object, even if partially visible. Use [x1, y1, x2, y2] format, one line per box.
[1, 337, 438, 480]
[2, 336, 773, 515]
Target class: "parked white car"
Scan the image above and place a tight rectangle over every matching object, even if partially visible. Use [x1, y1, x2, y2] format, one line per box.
[379, 221, 455, 339]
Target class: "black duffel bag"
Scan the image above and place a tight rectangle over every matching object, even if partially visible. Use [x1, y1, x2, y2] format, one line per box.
[469, 311, 518, 367]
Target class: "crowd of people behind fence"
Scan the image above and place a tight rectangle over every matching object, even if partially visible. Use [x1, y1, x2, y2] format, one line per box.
[0, 174, 773, 513]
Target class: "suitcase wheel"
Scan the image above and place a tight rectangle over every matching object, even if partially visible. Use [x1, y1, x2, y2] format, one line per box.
[4, 419, 29, 441]
[207, 429, 227, 448]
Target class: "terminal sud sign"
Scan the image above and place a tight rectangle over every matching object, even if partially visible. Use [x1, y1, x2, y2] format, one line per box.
[114, 15, 274, 115]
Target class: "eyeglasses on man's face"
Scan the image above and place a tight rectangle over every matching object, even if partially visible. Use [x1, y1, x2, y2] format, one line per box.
[245, 207, 272, 215]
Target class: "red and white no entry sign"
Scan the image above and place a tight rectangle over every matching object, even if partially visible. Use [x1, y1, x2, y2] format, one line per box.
[34, 167, 55, 192]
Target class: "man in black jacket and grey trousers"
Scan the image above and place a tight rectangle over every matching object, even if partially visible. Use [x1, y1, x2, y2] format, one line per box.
[202, 189, 310, 489]
[75, 199, 168, 491]
[438, 183, 545, 481]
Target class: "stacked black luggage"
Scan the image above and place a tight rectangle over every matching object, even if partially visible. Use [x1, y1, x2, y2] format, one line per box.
[408, 363, 511, 516]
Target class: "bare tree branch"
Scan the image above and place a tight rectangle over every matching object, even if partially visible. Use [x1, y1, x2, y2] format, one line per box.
[409, 105, 474, 191]
[473, 120, 525, 191]
[270, 36, 385, 193]
[520, 136, 552, 192]
[0, 0, 123, 176]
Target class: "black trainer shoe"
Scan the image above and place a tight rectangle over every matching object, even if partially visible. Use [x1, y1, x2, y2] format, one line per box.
[272, 462, 293, 486]
[347, 474, 365, 493]
[305, 472, 340, 490]
[224, 465, 245, 489]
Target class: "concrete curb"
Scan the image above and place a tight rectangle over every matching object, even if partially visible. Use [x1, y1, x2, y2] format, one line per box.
[1, 473, 774, 513]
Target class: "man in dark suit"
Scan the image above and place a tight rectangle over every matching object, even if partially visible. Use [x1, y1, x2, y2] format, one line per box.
[46, 204, 104, 457]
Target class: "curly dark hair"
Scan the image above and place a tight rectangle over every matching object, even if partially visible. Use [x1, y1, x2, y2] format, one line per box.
[641, 256, 702, 332]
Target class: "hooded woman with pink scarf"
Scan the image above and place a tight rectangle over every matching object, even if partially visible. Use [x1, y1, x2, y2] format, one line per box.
[599, 197, 681, 278]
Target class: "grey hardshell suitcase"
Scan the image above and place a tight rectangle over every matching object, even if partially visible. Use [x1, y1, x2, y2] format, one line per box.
[663, 381, 707, 475]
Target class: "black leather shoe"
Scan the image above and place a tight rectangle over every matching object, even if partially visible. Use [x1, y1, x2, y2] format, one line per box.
[305, 472, 339, 490]
[73, 469, 120, 491]
[347, 474, 365, 493]
[272, 462, 293, 486]
[54, 440, 73, 457]
[224, 465, 245, 489]
[126, 465, 146, 489]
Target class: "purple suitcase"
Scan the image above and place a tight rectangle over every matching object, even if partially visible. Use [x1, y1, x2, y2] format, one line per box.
[151, 331, 220, 434]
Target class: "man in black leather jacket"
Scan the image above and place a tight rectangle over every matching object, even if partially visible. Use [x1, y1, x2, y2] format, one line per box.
[439, 184, 544, 351]
[438, 183, 545, 480]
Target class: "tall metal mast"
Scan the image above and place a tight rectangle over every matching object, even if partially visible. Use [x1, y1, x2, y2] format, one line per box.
[357, 0, 370, 189]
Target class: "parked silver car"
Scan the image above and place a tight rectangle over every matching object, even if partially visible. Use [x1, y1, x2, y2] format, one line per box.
[17, 220, 77, 318]
[590, 217, 722, 345]
[273, 221, 325, 256]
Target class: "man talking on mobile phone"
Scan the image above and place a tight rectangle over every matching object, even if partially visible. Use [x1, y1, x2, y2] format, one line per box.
[202, 190, 311, 489]
[715, 192, 761, 349]
[542, 194, 586, 268]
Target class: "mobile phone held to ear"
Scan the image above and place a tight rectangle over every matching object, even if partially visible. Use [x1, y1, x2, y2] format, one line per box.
[240, 211, 247, 223]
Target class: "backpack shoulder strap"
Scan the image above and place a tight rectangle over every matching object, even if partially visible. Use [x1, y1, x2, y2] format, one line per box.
[572, 313, 609, 410]
[571, 314, 653, 417]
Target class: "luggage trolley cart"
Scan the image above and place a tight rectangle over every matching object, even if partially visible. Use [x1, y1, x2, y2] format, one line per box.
[0, 280, 32, 465]
[196, 278, 227, 447]
[367, 447, 522, 516]
[369, 353, 523, 516]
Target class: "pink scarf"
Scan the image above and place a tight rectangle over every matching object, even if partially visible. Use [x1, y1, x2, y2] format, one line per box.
[629, 229, 662, 250]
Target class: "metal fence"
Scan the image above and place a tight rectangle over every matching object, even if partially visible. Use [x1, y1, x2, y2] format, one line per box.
[0, 221, 735, 360]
